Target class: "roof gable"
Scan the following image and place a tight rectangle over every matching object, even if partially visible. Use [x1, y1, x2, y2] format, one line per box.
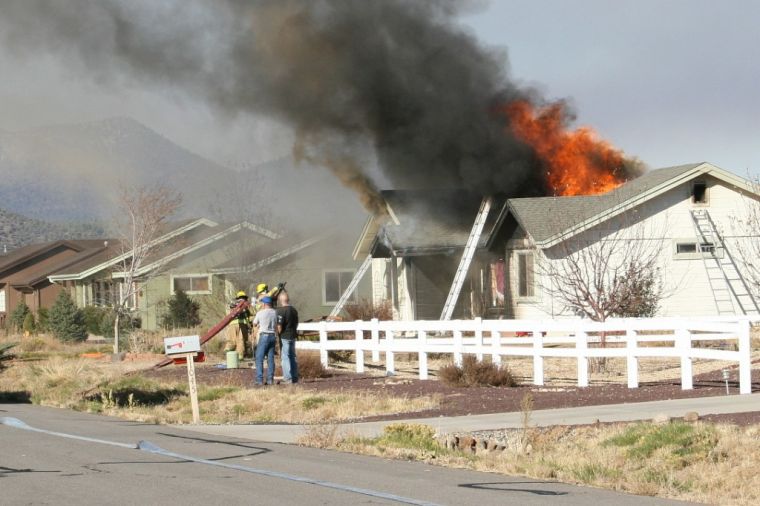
[506, 162, 755, 248]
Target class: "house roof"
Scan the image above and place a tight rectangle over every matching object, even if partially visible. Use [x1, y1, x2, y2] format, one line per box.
[353, 162, 755, 257]
[508, 162, 756, 248]
[356, 190, 508, 257]
[211, 233, 324, 274]
[0, 239, 111, 287]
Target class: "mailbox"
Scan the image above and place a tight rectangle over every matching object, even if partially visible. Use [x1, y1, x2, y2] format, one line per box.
[163, 335, 201, 355]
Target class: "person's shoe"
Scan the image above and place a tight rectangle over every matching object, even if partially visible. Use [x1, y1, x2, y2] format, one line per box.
[279, 379, 293, 385]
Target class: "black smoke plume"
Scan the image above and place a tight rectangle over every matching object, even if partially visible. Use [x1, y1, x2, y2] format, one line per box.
[0, 1, 573, 212]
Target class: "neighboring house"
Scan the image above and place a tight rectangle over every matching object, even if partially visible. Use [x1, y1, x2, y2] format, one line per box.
[356, 162, 760, 320]
[0, 239, 109, 326]
[212, 231, 372, 321]
[48, 218, 281, 330]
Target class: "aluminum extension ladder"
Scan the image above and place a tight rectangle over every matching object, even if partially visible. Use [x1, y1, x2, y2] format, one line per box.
[328, 254, 373, 318]
[440, 197, 493, 320]
[690, 209, 760, 315]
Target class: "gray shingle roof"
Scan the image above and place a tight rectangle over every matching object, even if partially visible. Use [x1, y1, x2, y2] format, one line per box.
[379, 190, 507, 255]
[508, 163, 704, 244]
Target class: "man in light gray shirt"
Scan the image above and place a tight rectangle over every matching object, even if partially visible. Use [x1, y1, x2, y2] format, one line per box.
[253, 296, 277, 385]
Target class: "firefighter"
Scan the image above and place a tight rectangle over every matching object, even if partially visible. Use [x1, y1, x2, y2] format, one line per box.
[224, 290, 252, 360]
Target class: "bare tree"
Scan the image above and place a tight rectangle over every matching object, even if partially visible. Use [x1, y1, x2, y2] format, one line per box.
[111, 185, 182, 355]
[534, 211, 669, 370]
[537, 221, 664, 321]
[730, 176, 760, 295]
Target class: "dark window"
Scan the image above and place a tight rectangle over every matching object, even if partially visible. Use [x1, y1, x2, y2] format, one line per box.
[676, 243, 697, 254]
[699, 243, 716, 254]
[692, 181, 707, 204]
[324, 271, 356, 304]
[517, 253, 535, 298]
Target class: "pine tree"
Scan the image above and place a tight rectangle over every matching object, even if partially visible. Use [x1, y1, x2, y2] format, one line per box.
[162, 289, 201, 329]
[9, 301, 30, 332]
[48, 290, 87, 342]
[22, 312, 36, 335]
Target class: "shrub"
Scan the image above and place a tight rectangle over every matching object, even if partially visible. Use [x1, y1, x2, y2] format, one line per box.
[0, 342, 16, 371]
[36, 308, 50, 333]
[438, 355, 516, 387]
[48, 290, 87, 342]
[9, 300, 31, 331]
[297, 351, 330, 379]
[22, 312, 36, 335]
[377, 423, 439, 452]
[161, 289, 201, 329]
[82, 306, 109, 335]
[343, 298, 393, 321]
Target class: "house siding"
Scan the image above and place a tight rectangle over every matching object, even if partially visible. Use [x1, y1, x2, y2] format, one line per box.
[510, 176, 760, 319]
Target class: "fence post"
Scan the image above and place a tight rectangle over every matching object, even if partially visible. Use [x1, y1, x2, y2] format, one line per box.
[453, 328, 464, 367]
[491, 327, 502, 366]
[676, 324, 693, 390]
[626, 324, 639, 389]
[354, 321, 364, 374]
[370, 318, 380, 362]
[474, 317, 484, 361]
[385, 330, 395, 375]
[418, 330, 428, 380]
[319, 320, 329, 368]
[738, 319, 752, 395]
[533, 325, 544, 386]
[576, 326, 588, 388]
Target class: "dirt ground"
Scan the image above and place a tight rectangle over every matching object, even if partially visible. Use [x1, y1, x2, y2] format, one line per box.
[141, 351, 760, 424]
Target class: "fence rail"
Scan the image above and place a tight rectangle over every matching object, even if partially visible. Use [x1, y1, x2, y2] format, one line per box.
[295, 317, 754, 394]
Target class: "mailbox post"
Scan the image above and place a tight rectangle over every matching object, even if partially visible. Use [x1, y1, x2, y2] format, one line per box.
[164, 335, 202, 424]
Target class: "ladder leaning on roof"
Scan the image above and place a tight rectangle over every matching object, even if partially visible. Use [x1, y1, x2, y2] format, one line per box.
[690, 209, 760, 315]
[440, 197, 493, 320]
[328, 254, 373, 319]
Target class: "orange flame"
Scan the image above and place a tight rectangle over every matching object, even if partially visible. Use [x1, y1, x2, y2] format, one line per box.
[505, 101, 627, 196]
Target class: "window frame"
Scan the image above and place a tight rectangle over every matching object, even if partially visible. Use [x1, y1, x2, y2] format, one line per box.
[170, 274, 213, 295]
[322, 269, 357, 305]
[673, 239, 723, 260]
[515, 251, 536, 300]
[0, 287, 6, 313]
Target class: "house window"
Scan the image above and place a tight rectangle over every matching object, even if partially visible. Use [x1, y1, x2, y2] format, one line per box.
[489, 259, 506, 307]
[323, 270, 356, 305]
[172, 275, 211, 294]
[0, 289, 5, 312]
[692, 181, 708, 204]
[517, 252, 535, 298]
[674, 241, 721, 259]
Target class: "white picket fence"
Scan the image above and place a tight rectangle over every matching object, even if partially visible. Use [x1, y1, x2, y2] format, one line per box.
[296, 317, 754, 394]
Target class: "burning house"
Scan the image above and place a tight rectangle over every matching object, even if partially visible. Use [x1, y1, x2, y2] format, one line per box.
[354, 162, 760, 320]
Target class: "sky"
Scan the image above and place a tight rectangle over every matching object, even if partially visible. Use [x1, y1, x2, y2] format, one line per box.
[0, 0, 758, 175]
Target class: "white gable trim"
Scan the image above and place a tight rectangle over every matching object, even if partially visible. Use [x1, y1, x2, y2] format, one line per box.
[211, 236, 323, 275]
[112, 222, 280, 279]
[533, 163, 760, 249]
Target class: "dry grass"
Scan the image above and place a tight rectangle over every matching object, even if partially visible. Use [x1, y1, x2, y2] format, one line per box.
[108, 385, 439, 425]
[0, 347, 438, 424]
[305, 421, 760, 506]
[438, 355, 516, 387]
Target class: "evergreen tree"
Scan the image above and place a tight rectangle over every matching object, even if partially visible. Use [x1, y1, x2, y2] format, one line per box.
[22, 312, 36, 335]
[36, 308, 50, 333]
[48, 290, 87, 342]
[9, 301, 30, 332]
[161, 289, 201, 329]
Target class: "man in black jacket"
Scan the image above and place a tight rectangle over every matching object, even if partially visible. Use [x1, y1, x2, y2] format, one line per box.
[276, 291, 299, 384]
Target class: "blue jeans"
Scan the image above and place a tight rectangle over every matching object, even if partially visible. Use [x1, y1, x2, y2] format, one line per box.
[281, 338, 298, 383]
[255, 333, 276, 384]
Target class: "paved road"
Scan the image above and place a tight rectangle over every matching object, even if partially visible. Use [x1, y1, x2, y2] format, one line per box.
[189, 392, 760, 444]
[0, 404, 687, 506]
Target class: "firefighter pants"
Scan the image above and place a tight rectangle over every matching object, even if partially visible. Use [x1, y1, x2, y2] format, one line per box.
[225, 324, 251, 359]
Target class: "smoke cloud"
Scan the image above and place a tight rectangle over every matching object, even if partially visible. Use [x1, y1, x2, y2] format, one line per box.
[0, 0, 618, 212]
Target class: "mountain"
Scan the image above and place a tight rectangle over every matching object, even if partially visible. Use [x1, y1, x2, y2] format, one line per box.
[0, 207, 105, 250]
[0, 117, 366, 234]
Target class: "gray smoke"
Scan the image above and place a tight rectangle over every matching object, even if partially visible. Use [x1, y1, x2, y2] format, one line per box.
[0, 0, 557, 212]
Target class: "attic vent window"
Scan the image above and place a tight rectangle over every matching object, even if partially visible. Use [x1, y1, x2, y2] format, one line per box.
[692, 181, 708, 204]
